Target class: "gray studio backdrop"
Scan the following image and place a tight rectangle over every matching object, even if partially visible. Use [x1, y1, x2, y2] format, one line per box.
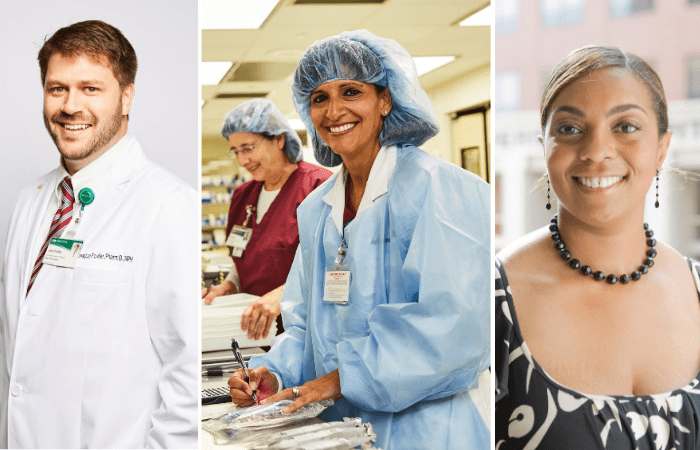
[0, 0, 199, 265]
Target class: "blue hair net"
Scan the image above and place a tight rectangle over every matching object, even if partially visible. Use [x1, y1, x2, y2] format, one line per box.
[291, 30, 439, 167]
[221, 98, 303, 163]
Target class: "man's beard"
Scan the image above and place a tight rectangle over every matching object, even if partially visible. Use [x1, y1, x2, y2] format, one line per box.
[43, 99, 124, 162]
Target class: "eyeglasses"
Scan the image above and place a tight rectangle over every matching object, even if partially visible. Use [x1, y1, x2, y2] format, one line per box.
[227, 136, 265, 159]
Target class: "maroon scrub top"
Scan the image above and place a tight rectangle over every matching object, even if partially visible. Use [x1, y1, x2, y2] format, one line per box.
[225, 161, 331, 298]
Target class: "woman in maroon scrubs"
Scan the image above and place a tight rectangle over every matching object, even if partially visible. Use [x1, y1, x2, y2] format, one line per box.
[202, 99, 331, 339]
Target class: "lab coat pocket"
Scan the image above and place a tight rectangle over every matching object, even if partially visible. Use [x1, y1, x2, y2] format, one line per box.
[73, 265, 130, 284]
[71, 265, 134, 359]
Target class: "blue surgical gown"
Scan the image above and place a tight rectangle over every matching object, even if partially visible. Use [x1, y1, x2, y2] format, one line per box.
[249, 144, 490, 449]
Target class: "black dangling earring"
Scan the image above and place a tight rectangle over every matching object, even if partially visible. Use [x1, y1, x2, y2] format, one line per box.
[546, 175, 552, 210]
[655, 169, 660, 208]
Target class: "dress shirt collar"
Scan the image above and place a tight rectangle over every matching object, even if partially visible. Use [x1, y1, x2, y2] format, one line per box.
[53, 134, 130, 204]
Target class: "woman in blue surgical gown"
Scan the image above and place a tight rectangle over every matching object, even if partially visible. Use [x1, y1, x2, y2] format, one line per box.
[228, 30, 491, 449]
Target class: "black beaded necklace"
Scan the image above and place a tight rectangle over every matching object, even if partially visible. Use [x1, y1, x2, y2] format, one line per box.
[549, 215, 656, 284]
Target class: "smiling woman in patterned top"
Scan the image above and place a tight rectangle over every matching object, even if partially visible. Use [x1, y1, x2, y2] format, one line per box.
[495, 45, 700, 449]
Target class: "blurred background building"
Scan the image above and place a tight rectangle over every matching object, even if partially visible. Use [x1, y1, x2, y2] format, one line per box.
[200, 0, 491, 251]
[494, 0, 700, 256]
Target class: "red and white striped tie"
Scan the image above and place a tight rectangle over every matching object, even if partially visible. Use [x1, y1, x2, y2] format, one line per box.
[27, 176, 75, 294]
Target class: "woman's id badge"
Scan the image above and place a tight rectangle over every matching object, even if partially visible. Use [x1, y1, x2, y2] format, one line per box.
[324, 240, 350, 304]
[226, 225, 252, 258]
[323, 270, 350, 304]
[43, 238, 83, 269]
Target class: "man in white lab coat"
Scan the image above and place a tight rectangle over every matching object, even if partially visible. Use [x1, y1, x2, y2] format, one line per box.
[0, 20, 198, 448]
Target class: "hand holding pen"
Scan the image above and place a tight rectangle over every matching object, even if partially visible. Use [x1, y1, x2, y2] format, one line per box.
[230, 338, 259, 404]
[228, 366, 279, 407]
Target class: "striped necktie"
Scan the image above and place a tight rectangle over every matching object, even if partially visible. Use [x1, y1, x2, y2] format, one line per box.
[27, 176, 75, 294]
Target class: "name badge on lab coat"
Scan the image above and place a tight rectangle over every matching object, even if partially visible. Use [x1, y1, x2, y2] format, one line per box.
[43, 238, 83, 269]
[226, 225, 252, 258]
[323, 270, 351, 304]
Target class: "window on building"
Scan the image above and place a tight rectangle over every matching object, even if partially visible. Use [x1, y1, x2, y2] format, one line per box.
[495, 71, 522, 111]
[609, 0, 654, 18]
[688, 55, 700, 99]
[540, 0, 585, 28]
[496, 0, 520, 33]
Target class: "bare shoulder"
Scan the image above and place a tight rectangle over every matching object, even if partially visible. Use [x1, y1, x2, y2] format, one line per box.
[652, 240, 696, 289]
[657, 240, 690, 266]
[496, 226, 568, 316]
[497, 226, 552, 274]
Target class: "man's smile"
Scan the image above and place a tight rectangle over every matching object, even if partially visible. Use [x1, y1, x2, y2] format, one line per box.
[60, 123, 92, 131]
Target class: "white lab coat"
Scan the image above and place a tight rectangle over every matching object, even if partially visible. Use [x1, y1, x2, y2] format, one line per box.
[0, 136, 198, 449]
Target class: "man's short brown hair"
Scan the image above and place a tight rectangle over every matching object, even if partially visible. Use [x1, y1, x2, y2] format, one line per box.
[38, 20, 137, 89]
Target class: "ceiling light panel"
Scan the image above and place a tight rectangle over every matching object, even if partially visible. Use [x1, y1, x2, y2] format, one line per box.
[200, 61, 233, 85]
[413, 56, 455, 76]
[460, 5, 491, 26]
[200, 0, 279, 29]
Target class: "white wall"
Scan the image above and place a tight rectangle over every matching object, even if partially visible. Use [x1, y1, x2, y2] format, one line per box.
[0, 0, 198, 261]
[423, 64, 491, 165]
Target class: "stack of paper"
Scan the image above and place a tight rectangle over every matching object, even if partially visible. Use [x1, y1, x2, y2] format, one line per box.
[202, 293, 277, 350]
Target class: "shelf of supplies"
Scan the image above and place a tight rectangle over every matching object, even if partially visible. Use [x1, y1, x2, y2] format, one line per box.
[202, 225, 226, 231]
[202, 202, 230, 209]
[202, 184, 241, 191]
[202, 242, 229, 254]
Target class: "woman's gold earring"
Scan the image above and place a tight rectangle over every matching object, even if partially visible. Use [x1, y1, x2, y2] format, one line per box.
[383, 111, 388, 116]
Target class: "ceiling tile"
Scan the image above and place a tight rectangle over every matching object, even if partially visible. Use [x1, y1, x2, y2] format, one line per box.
[202, 85, 219, 101]
[265, 3, 380, 28]
[226, 62, 299, 82]
[363, 0, 483, 26]
[202, 47, 247, 62]
[216, 81, 281, 93]
[202, 30, 258, 61]
[202, 29, 258, 48]
[409, 26, 489, 55]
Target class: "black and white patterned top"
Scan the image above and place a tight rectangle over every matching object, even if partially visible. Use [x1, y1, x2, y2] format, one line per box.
[495, 258, 700, 450]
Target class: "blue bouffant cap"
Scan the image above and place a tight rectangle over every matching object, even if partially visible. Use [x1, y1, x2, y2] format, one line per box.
[291, 30, 439, 167]
[221, 98, 302, 163]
